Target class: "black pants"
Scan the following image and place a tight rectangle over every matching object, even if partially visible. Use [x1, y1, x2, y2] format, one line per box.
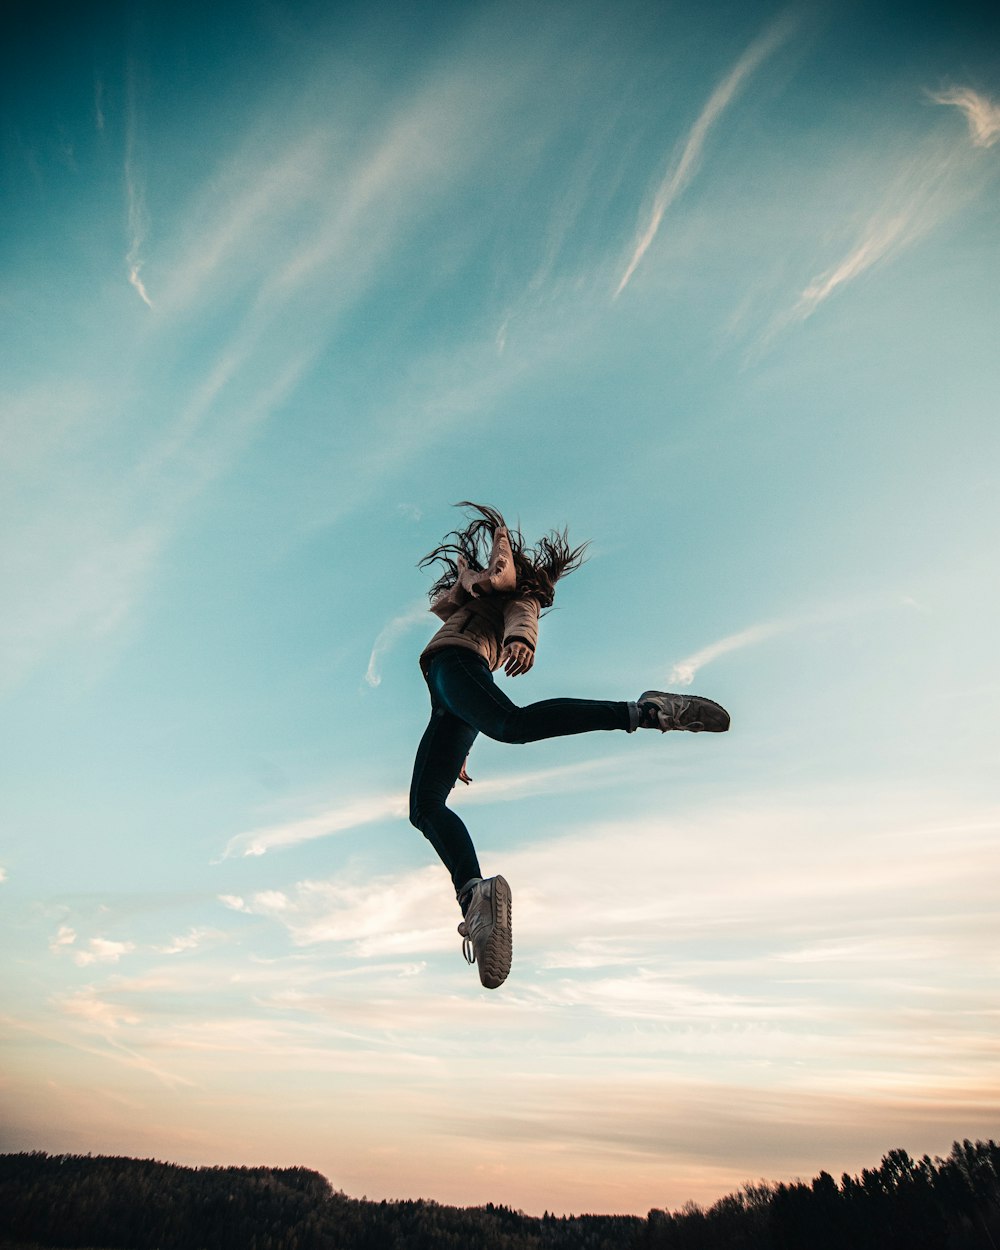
[409, 647, 630, 892]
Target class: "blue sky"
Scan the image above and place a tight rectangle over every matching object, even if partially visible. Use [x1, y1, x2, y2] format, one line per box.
[2, 0, 999, 1217]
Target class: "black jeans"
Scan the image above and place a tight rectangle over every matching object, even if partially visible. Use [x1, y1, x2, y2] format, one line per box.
[409, 646, 631, 893]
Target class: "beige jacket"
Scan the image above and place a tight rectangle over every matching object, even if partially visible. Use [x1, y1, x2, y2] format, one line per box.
[420, 592, 540, 673]
[420, 524, 539, 672]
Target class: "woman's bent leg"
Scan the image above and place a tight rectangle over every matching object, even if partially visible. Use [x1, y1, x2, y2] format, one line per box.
[427, 648, 631, 744]
[409, 705, 481, 893]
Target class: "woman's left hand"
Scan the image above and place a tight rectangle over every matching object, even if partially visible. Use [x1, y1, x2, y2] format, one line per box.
[500, 641, 534, 676]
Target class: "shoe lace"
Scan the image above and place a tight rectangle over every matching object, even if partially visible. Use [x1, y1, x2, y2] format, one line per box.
[457, 920, 476, 965]
[647, 695, 704, 732]
[660, 695, 705, 730]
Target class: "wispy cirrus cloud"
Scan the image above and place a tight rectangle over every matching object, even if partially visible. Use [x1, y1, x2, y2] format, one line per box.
[220, 793, 408, 860]
[930, 85, 1000, 148]
[365, 602, 429, 687]
[790, 210, 915, 320]
[226, 865, 452, 955]
[615, 10, 798, 298]
[22, 788, 1000, 1213]
[215, 787, 1000, 1014]
[60, 987, 141, 1029]
[157, 35, 523, 325]
[154, 130, 332, 316]
[666, 592, 915, 686]
[218, 758, 619, 859]
[50, 992, 197, 1089]
[0, 352, 308, 694]
[668, 619, 793, 686]
[767, 85, 1000, 337]
[124, 61, 153, 308]
[94, 78, 105, 132]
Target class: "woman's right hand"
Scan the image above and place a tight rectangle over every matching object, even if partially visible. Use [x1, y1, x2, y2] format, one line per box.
[500, 641, 534, 676]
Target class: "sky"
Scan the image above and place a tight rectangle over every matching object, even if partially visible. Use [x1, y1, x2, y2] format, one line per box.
[2, 0, 999, 1219]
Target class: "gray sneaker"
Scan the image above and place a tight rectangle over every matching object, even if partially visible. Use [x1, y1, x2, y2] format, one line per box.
[636, 690, 730, 733]
[457, 875, 512, 989]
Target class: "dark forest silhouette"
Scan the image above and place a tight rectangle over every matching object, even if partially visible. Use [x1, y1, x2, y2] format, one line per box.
[2, 1139, 999, 1249]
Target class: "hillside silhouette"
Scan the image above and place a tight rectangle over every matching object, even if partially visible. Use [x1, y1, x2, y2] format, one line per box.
[2, 1138, 999, 1249]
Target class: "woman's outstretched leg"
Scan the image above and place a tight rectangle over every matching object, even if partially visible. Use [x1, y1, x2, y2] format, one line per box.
[425, 647, 631, 743]
[425, 648, 731, 743]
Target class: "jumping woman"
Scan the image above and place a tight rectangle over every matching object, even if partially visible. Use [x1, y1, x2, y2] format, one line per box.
[409, 502, 730, 990]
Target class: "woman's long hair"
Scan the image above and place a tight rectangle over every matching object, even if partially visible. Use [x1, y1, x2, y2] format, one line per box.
[419, 501, 588, 609]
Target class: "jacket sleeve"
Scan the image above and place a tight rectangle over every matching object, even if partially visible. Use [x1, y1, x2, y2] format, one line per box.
[502, 596, 540, 652]
[429, 583, 466, 621]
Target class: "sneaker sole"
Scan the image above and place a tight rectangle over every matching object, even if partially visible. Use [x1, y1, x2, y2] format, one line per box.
[479, 875, 512, 990]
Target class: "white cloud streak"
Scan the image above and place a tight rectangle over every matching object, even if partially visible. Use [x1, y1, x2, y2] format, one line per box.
[615, 10, 798, 298]
[771, 87, 1000, 335]
[218, 758, 619, 859]
[931, 85, 1000, 148]
[157, 47, 511, 325]
[50, 993, 198, 1088]
[154, 130, 332, 316]
[124, 61, 153, 307]
[668, 619, 792, 686]
[365, 603, 430, 687]
[61, 987, 141, 1029]
[780, 192, 940, 330]
[213, 788, 1000, 1011]
[220, 794, 408, 860]
[94, 77, 105, 132]
[790, 210, 917, 323]
[18, 787, 998, 1212]
[666, 593, 918, 685]
[236, 866, 451, 955]
[0, 351, 308, 694]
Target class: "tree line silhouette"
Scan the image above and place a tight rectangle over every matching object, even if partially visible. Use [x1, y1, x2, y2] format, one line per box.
[2, 1138, 998, 1249]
